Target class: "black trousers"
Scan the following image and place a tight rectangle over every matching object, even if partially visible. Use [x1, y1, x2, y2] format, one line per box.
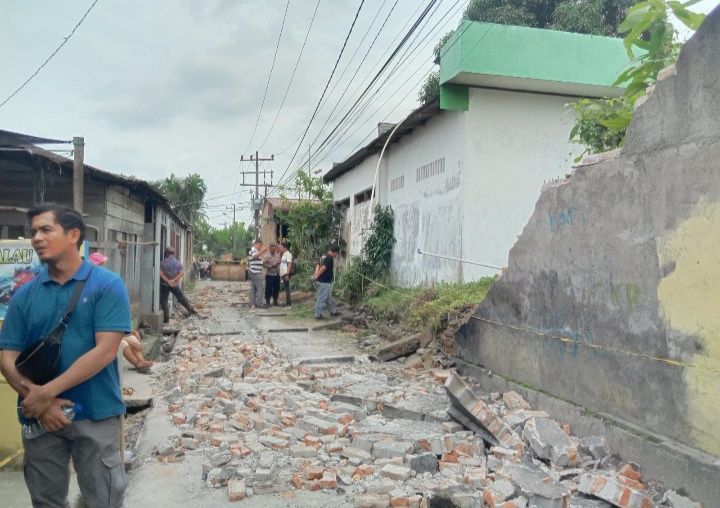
[282, 276, 291, 306]
[160, 283, 194, 323]
[265, 275, 280, 305]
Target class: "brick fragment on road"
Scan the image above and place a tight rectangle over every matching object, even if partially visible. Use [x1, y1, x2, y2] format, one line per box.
[372, 441, 414, 459]
[578, 473, 654, 508]
[320, 469, 337, 489]
[380, 464, 413, 481]
[502, 391, 530, 411]
[227, 479, 246, 502]
[355, 494, 391, 508]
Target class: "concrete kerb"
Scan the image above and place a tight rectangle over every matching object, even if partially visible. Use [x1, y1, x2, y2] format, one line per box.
[455, 359, 720, 507]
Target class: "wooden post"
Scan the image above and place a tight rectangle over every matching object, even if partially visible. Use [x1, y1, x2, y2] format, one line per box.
[72, 136, 85, 212]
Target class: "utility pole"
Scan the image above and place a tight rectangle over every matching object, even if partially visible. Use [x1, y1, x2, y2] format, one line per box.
[238, 151, 274, 240]
[72, 137, 84, 213]
[226, 203, 237, 252]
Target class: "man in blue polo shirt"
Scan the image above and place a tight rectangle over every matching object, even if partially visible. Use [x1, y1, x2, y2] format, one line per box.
[0, 204, 130, 507]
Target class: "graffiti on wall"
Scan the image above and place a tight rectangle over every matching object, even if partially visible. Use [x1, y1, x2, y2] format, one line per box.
[546, 206, 587, 233]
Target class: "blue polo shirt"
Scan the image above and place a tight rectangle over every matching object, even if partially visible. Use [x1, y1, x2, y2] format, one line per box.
[0, 259, 131, 422]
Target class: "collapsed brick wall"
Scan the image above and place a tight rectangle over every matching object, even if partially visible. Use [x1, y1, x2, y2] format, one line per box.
[454, 6, 720, 457]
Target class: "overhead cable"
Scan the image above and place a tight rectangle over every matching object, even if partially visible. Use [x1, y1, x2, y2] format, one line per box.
[0, 0, 101, 110]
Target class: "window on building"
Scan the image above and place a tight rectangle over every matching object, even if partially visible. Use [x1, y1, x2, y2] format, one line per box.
[354, 188, 373, 205]
[416, 157, 445, 182]
[390, 175, 404, 192]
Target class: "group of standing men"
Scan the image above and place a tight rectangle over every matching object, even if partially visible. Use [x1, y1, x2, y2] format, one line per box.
[247, 240, 294, 309]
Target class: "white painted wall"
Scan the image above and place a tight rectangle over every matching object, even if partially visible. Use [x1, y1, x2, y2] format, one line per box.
[329, 87, 583, 287]
[382, 110, 466, 286]
[461, 88, 582, 280]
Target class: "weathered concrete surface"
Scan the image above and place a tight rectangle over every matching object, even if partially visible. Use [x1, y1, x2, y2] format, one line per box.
[455, 5, 720, 464]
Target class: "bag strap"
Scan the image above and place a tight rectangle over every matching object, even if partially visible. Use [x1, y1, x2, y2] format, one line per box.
[59, 267, 93, 327]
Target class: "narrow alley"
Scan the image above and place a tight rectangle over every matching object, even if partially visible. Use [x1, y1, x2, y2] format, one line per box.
[120, 281, 700, 508]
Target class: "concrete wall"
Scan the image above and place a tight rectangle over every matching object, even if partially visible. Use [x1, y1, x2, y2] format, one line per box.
[461, 88, 582, 279]
[455, 8, 720, 457]
[384, 110, 466, 286]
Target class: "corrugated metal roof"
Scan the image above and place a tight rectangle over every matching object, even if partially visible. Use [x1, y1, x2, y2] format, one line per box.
[1, 141, 189, 228]
[0, 128, 70, 146]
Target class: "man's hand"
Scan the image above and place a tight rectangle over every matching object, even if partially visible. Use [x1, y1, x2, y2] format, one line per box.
[21, 381, 55, 418]
[37, 398, 74, 432]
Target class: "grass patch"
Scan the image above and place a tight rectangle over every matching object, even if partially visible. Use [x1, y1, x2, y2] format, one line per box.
[360, 277, 496, 332]
[287, 301, 314, 320]
[406, 278, 496, 333]
[363, 287, 421, 320]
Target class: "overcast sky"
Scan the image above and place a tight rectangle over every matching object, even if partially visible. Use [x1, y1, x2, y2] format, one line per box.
[1, 0, 717, 227]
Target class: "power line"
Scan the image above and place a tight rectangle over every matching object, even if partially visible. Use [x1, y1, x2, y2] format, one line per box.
[307, 0, 467, 169]
[232, 0, 290, 197]
[257, 0, 322, 152]
[308, 0, 453, 166]
[243, 0, 290, 151]
[306, 0, 400, 155]
[278, 0, 367, 188]
[0, 0, 101, 110]
[274, 0, 441, 190]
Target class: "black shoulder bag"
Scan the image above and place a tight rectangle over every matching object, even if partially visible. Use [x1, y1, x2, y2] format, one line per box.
[15, 273, 90, 385]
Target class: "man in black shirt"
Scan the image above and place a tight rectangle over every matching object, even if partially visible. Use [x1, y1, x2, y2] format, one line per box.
[311, 244, 340, 319]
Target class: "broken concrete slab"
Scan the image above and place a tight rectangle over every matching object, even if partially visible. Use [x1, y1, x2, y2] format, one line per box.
[444, 374, 521, 449]
[296, 355, 355, 365]
[523, 417, 580, 467]
[578, 473, 653, 508]
[369, 336, 421, 362]
[497, 463, 570, 507]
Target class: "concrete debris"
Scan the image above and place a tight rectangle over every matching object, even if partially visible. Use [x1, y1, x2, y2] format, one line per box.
[580, 436, 609, 460]
[578, 473, 653, 508]
[523, 417, 580, 467]
[146, 284, 701, 507]
[444, 373, 521, 449]
[370, 335, 421, 362]
[662, 490, 702, 508]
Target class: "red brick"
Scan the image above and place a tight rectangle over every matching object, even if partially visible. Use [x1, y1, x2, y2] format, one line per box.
[306, 466, 324, 480]
[320, 470, 337, 489]
[304, 436, 321, 447]
[291, 474, 304, 489]
[620, 464, 642, 482]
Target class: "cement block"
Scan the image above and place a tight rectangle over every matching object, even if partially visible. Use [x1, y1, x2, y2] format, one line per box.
[380, 464, 412, 482]
[523, 417, 580, 467]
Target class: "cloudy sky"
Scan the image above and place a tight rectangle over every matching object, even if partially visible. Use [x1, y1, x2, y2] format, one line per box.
[1, 0, 717, 227]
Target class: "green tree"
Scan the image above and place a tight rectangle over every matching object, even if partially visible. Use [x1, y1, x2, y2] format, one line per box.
[570, 0, 705, 157]
[274, 170, 344, 289]
[152, 173, 207, 226]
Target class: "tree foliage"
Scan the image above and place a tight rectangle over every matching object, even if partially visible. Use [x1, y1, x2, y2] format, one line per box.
[570, 0, 705, 157]
[194, 221, 254, 259]
[335, 205, 396, 302]
[274, 170, 344, 289]
[418, 71, 440, 104]
[152, 173, 207, 226]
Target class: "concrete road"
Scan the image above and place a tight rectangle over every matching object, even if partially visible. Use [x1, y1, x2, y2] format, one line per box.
[124, 281, 357, 507]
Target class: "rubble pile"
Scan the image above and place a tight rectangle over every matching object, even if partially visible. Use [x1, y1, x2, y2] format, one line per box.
[147, 285, 701, 507]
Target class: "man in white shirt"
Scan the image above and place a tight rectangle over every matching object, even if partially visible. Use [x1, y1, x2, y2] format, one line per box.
[278, 241, 293, 309]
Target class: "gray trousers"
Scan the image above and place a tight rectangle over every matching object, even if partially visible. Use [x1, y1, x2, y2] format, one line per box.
[248, 271, 265, 307]
[314, 281, 336, 317]
[23, 416, 126, 508]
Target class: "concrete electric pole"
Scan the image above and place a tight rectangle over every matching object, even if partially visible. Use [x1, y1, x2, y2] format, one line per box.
[237, 151, 274, 240]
